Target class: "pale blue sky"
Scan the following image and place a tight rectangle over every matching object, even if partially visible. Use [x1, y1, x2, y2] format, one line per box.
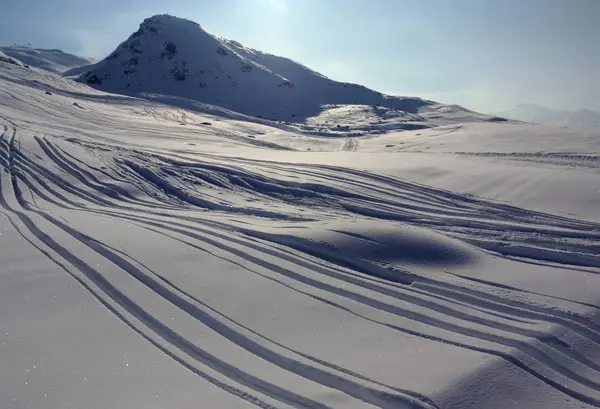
[2, 0, 598, 113]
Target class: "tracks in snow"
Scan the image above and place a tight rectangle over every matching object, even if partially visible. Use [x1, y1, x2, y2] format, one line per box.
[456, 151, 600, 169]
[342, 138, 359, 152]
[1, 121, 600, 407]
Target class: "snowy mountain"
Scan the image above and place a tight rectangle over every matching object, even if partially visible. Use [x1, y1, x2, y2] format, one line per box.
[0, 45, 95, 74]
[3, 37, 600, 409]
[496, 103, 600, 128]
[66, 15, 501, 125]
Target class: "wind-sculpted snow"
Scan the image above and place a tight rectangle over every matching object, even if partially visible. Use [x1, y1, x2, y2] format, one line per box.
[1, 62, 600, 409]
[496, 104, 600, 128]
[0, 50, 28, 68]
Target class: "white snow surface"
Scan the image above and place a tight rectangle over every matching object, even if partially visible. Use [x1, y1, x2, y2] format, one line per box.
[64, 14, 507, 127]
[2, 51, 600, 409]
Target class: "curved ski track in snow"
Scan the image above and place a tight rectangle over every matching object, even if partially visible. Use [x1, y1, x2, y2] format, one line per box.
[342, 138, 359, 152]
[2, 117, 600, 408]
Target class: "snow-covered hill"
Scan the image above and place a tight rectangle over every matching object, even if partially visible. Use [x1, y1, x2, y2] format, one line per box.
[0, 50, 28, 68]
[496, 103, 600, 128]
[2, 52, 600, 409]
[66, 14, 502, 126]
[0, 45, 95, 74]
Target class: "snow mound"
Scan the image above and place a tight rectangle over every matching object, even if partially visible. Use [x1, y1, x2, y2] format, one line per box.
[496, 103, 600, 128]
[0, 46, 95, 74]
[242, 220, 480, 283]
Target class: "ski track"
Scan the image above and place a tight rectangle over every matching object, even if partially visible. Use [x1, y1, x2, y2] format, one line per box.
[456, 152, 600, 169]
[342, 138, 359, 152]
[1, 112, 600, 408]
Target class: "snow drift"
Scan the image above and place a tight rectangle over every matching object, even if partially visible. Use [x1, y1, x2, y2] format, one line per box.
[0, 50, 28, 68]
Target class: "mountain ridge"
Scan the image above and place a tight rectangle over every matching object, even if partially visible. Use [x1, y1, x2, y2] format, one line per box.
[0, 45, 95, 74]
[65, 14, 501, 126]
[496, 103, 600, 128]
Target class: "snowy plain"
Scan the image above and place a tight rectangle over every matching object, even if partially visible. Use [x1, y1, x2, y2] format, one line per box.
[1, 28, 600, 409]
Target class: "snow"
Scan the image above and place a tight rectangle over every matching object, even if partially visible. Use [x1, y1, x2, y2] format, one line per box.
[1, 21, 600, 409]
[0, 46, 95, 74]
[0, 50, 28, 68]
[64, 14, 506, 127]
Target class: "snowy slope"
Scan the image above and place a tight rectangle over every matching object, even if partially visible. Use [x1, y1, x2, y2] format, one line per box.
[0, 50, 28, 68]
[3, 49, 600, 409]
[0, 46, 95, 74]
[496, 103, 600, 128]
[65, 14, 503, 126]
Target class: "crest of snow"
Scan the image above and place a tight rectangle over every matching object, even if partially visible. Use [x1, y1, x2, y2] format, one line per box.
[0, 46, 95, 73]
[0, 50, 27, 68]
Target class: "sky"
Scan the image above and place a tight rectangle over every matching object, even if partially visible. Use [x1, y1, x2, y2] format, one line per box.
[1, 0, 598, 113]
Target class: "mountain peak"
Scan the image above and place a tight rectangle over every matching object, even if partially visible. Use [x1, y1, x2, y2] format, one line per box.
[64, 14, 447, 122]
[123, 13, 218, 54]
[137, 14, 209, 35]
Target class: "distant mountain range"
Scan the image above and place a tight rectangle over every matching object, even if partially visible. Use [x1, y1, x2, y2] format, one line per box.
[496, 104, 600, 128]
[0, 46, 95, 74]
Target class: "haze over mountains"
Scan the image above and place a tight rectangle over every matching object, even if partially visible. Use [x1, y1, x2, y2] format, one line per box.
[0, 50, 28, 68]
[496, 103, 600, 128]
